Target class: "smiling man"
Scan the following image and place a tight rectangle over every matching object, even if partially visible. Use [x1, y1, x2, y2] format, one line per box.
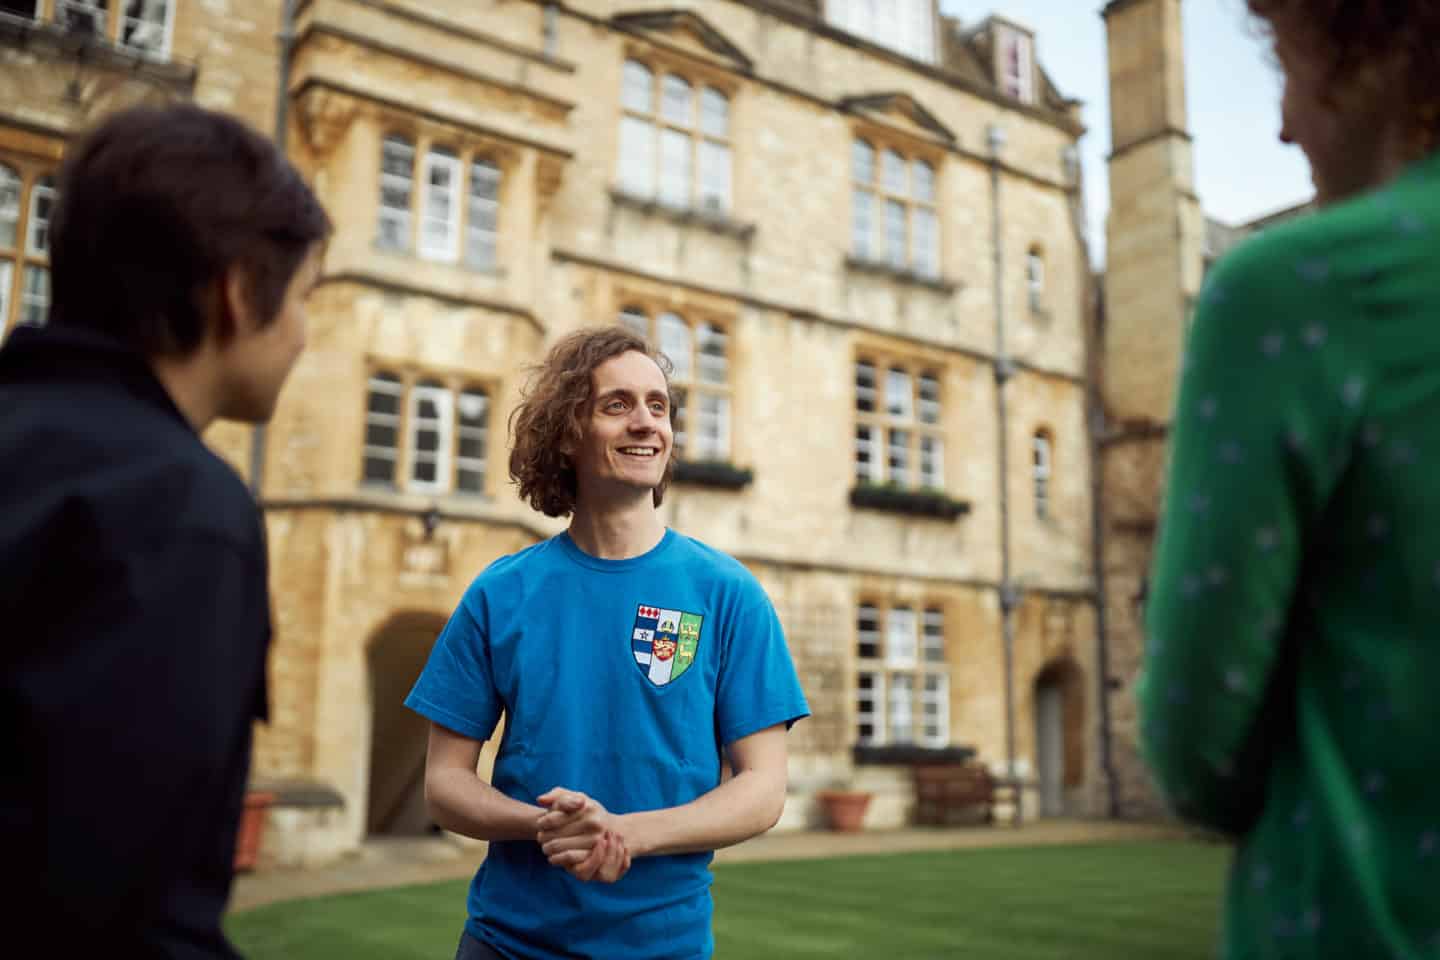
[405, 325, 809, 960]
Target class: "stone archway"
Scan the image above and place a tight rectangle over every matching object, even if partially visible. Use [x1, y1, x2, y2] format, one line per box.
[1033, 658, 1086, 818]
[366, 612, 448, 836]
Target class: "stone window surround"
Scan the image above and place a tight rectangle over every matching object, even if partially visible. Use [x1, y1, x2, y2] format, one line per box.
[615, 295, 734, 464]
[847, 122, 946, 283]
[28, 0, 176, 61]
[373, 126, 513, 274]
[361, 363, 496, 499]
[615, 41, 739, 219]
[855, 599, 950, 750]
[853, 348, 946, 493]
[1033, 426, 1054, 521]
[1026, 243, 1046, 311]
[0, 157, 55, 336]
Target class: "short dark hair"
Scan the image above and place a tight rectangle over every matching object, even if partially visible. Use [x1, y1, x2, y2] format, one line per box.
[509, 326, 677, 518]
[48, 104, 331, 355]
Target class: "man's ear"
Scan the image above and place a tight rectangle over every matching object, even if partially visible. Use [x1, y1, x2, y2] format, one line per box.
[191, 272, 236, 346]
[220, 263, 259, 341]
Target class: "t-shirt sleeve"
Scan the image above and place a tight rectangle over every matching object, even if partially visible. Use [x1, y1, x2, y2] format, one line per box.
[404, 587, 502, 742]
[1138, 234, 1365, 833]
[715, 577, 810, 746]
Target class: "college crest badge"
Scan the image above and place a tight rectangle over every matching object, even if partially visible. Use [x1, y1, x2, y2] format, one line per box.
[631, 604, 704, 687]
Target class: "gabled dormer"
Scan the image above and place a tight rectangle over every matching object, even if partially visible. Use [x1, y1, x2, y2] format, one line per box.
[611, 9, 753, 74]
[838, 92, 956, 148]
[967, 16, 1039, 106]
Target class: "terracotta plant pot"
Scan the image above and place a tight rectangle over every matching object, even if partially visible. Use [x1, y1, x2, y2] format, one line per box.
[233, 791, 276, 873]
[816, 789, 872, 832]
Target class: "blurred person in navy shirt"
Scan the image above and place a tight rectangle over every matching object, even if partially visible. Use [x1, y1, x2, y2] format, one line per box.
[0, 104, 329, 957]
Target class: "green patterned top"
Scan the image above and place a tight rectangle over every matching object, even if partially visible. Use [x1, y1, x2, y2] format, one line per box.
[1140, 148, 1440, 959]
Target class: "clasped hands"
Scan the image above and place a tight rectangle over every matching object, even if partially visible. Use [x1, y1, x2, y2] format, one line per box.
[535, 787, 634, 884]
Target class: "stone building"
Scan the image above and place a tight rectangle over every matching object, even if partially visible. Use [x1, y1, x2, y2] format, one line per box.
[2, 0, 1291, 865]
[254, 0, 1099, 864]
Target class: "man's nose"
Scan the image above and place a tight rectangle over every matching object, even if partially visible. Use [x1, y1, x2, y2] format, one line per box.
[627, 407, 660, 431]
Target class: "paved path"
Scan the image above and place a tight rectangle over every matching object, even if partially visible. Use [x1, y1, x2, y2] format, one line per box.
[229, 819, 1196, 914]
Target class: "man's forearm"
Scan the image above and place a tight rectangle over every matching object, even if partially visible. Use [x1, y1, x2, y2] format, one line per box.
[619, 768, 786, 857]
[426, 768, 544, 842]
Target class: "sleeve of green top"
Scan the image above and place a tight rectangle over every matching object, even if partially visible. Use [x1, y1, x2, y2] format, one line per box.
[1137, 234, 1366, 834]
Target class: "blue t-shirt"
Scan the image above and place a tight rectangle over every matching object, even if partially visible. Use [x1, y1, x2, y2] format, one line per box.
[404, 528, 810, 960]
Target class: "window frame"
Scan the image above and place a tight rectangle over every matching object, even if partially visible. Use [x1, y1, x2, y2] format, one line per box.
[376, 134, 416, 253]
[617, 55, 733, 216]
[360, 368, 494, 498]
[407, 380, 455, 493]
[362, 372, 404, 488]
[825, 0, 936, 63]
[1033, 429, 1053, 520]
[855, 600, 950, 749]
[0, 1, 43, 22]
[55, 0, 108, 37]
[854, 353, 945, 492]
[465, 157, 501, 271]
[375, 133, 505, 271]
[1027, 246, 1046, 310]
[34, 1, 176, 59]
[118, 0, 177, 61]
[851, 136, 940, 279]
[417, 147, 462, 264]
[454, 387, 490, 494]
[18, 265, 49, 328]
[999, 27, 1036, 105]
[0, 163, 54, 334]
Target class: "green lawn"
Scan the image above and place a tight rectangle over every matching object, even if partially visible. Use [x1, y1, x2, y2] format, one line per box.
[227, 841, 1228, 959]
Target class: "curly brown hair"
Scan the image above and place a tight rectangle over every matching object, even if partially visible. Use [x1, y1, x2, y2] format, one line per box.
[508, 326, 677, 518]
[1248, 0, 1440, 151]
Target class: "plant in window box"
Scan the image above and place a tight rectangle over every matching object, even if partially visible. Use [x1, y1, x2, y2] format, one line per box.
[848, 481, 970, 520]
[671, 459, 753, 489]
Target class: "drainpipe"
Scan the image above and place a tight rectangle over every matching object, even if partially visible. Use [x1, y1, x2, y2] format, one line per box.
[1088, 301, 1120, 818]
[1065, 143, 1121, 819]
[249, 0, 299, 497]
[987, 124, 1018, 793]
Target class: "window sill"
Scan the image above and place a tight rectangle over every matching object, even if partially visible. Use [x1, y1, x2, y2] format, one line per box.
[372, 243, 506, 278]
[849, 484, 971, 520]
[0, 14, 188, 83]
[854, 745, 976, 766]
[609, 188, 756, 242]
[672, 460, 754, 490]
[357, 483, 493, 505]
[844, 256, 956, 294]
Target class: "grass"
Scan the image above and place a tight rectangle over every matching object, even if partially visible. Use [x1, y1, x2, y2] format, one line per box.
[227, 841, 1228, 959]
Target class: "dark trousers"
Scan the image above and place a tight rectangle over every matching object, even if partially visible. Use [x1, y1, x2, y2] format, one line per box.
[455, 931, 509, 960]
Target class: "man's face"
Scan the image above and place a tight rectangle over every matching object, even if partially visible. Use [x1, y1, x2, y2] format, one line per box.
[570, 349, 673, 502]
[215, 242, 324, 424]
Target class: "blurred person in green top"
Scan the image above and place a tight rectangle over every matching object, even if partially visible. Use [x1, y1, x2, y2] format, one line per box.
[1138, 2, 1440, 957]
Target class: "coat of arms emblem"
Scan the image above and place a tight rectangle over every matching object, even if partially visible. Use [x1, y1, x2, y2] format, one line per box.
[631, 604, 703, 686]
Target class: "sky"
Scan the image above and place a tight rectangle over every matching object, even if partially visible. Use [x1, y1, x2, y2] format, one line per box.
[940, 0, 1314, 260]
